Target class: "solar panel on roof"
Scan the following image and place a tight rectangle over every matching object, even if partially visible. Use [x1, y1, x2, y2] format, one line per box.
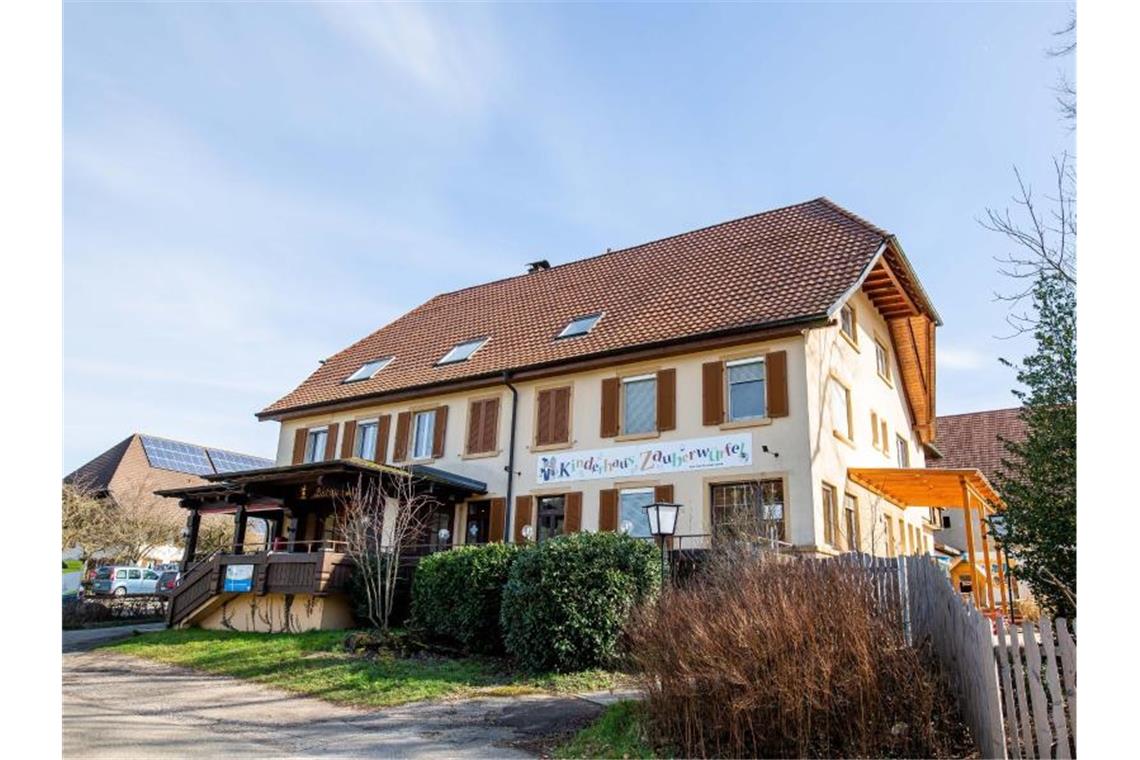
[140, 435, 215, 476]
[207, 448, 274, 474]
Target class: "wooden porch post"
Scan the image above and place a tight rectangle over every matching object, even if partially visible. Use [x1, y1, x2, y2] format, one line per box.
[977, 493, 997, 612]
[232, 504, 247, 555]
[960, 477, 983, 609]
[286, 509, 299, 552]
[994, 535, 1010, 618]
[180, 508, 200, 572]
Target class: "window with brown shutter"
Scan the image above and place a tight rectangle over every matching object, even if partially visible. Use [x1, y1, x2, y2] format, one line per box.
[291, 428, 309, 465]
[535, 386, 571, 446]
[323, 426, 338, 460]
[431, 405, 448, 459]
[656, 369, 676, 431]
[600, 378, 620, 438]
[564, 492, 582, 533]
[654, 484, 674, 503]
[598, 489, 619, 532]
[375, 414, 391, 463]
[702, 361, 724, 425]
[466, 397, 500, 455]
[340, 420, 357, 459]
[393, 412, 411, 462]
[488, 498, 506, 542]
[766, 350, 789, 418]
[514, 495, 534, 543]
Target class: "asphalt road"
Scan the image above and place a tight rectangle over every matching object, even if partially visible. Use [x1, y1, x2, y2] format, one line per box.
[63, 633, 611, 759]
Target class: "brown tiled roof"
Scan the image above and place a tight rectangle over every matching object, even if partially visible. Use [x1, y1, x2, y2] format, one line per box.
[261, 198, 927, 418]
[64, 435, 134, 494]
[928, 408, 1027, 483]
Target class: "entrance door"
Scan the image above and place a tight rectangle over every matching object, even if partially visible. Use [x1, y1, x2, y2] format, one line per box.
[465, 500, 491, 545]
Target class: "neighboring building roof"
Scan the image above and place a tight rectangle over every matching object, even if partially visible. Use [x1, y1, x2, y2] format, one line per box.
[261, 197, 939, 418]
[65, 433, 274, 492]
[927, 408, 1027, 484]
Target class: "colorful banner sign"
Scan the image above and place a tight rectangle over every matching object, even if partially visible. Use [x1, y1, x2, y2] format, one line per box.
[223, 564, 254, 592]
[536, 433, 753, 484]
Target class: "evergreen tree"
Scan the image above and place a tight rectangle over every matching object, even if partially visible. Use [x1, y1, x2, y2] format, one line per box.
[993, 271, 1076, 618]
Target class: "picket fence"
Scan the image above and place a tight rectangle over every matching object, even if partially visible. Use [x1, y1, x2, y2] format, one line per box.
[836, 553, 1076, 759]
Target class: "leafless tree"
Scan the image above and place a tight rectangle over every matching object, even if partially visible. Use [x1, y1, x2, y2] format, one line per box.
[62, 478, 115, 568]
[1048, 11, 1075, 124]
[335, 471, 438, 631]
[103, 473, 183, 564]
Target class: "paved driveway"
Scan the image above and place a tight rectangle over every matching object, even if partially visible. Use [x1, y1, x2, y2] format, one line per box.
[63, 635, 610, 758]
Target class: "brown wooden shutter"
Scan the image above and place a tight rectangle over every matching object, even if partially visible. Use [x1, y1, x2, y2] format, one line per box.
[340, 420, 357, 458]
[564, 492, 582, 533]
[766, 350, 789, 418]
[654, 484, 674, 503]
[432, 405, 448, 459]
[598, 489, 619, 532]
[600, 377, 620, 437]
[393, 412, 411, 462]
[291, 427, 309, 465]
[482, 397, 500, 453]
[323, 425, 338, 460]
[375, 414, 391, 463]
[535, 389, 553, 446]
[702, 361, 725, 425]
[487, 498, 506, 542]
[514, 495, 534, 543]
[552, 387, 571, 444]
[656, 369, 676, 432]
[466, 400, 484, 455]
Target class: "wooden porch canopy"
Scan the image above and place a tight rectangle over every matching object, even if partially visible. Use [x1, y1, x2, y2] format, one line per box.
[847, 467, 1009, 616]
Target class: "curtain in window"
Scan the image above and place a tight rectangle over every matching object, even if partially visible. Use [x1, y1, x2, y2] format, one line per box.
[727, 361, 766, 419]
[623, 378, 656, 434]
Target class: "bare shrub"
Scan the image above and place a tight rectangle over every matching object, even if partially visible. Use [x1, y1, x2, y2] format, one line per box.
[628, 550, 954, 758]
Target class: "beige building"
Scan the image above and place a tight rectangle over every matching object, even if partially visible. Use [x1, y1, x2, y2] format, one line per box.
[258, 197, 942, 560]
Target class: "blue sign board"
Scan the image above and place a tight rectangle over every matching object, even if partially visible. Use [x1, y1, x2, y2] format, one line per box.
[223, 564, 254, 592]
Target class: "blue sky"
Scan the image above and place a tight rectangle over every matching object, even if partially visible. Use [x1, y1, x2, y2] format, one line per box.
[63, 2, 1074, 473]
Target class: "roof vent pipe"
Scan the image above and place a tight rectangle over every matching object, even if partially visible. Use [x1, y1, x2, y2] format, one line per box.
[526, 259, 550, 273]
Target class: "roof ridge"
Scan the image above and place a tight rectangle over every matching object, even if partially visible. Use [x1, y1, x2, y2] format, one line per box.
[815, 196, 891, 238]
[431, 197, 842, 300]
[937, 407, 1022, 419]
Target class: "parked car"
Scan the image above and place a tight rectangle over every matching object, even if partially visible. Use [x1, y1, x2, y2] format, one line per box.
[91, 566, 161, 596]
[155, 570, 181, 596]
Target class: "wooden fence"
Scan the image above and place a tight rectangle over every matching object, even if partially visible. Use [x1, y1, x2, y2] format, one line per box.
[835, 553, 1076, 759]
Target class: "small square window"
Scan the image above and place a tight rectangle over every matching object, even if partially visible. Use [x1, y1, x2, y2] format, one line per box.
[896, 434, 910, 468]
[840, 304, 857, 345]
[412, 410, 436, 459]
[821, 483, 838, 546]
[438, 337, 487, 365]
[557, 313, 602, 339]
[726, 358, 766, 421]
[622, 375, 657, 434]
[941, 514, 952, 530]
[343, 357, 393, 383]
[830, 378, 853, 441]
[875, 339, 892, 382]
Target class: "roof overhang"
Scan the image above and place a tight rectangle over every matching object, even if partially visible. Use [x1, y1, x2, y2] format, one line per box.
[847, 467, 1003, 512]
[156, 458, 487, 509]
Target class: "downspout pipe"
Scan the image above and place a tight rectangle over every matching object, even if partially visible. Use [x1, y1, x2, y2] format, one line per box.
[503, 371, 519, 541]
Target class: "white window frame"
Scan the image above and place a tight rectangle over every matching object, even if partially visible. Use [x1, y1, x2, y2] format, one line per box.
[557, 312, 603, 339]
[621, 373, 657, 435]
[725, 357, 767, 422]
[305, 427, 329, 463]
[343, 356, 393, 383]
[354, 419, 380, 459]
[875, 338, 892, 384]
[618, 487, 655, 538]
[411, 410, 436, 460]
[896, 434, 910, 468]
[437, 337, 488, 365]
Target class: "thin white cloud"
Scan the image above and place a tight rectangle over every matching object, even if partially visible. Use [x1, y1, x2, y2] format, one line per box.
[312, 2, 502, 114]
[938, 345, 988, 371]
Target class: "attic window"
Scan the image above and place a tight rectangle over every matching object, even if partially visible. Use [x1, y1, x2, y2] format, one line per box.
[557, 313, 602, 339]
[343, 357, 393, 383]
[438, 337, 488, 365]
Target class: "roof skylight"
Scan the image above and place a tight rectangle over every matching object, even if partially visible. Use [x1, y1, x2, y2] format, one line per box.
[557, 313, 603, 339]
[343, 357, 393, 383]
[437, 337, 488, 365]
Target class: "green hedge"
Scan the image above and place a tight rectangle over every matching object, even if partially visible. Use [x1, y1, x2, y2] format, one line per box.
[501, 532, 660, 672]
[411, 543, 522, 654]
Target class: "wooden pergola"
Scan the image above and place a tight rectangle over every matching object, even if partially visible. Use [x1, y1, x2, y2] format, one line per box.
[847, 467, 1009, 615]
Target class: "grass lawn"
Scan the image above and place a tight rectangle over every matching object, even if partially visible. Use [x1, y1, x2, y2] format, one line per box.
[554, 700, 659, 759]
[63, 560, 84, 574]
[103, 628, 628, 708]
